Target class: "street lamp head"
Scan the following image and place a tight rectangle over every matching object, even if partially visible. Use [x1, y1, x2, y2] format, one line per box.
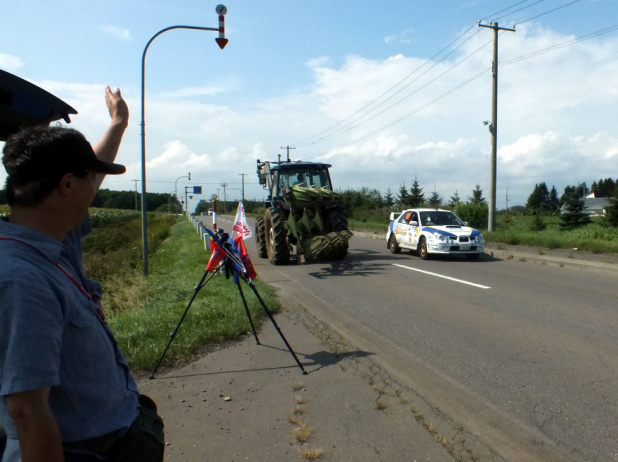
[188, 172, 191, 180]
[216, 4, 227, 15]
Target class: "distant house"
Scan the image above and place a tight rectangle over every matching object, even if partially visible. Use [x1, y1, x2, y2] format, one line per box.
[561, 193, 610, 217]
[584, 197, 610, 216]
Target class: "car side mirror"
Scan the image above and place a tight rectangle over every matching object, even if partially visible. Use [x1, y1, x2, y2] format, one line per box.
[410, 220, 418, 226]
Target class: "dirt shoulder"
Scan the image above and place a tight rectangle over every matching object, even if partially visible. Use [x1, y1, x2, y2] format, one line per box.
[138, 303, 465, 462]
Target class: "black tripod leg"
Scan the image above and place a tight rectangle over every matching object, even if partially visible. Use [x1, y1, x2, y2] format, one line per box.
[246, 281, 307, 374]
[236, 281, 260, 344]
[150, 269, 216, 379]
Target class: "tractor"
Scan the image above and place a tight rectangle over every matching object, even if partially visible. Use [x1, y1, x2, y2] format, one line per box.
[255, 156, 352, 265]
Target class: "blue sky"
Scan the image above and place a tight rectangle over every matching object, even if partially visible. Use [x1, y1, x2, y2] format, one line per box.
[1, 0, 617, 211]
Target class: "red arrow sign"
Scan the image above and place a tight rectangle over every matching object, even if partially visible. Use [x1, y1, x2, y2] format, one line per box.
[215, 38, 228, 49]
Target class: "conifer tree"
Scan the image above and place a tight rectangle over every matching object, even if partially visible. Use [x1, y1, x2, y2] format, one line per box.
[409, 179, 425, 207]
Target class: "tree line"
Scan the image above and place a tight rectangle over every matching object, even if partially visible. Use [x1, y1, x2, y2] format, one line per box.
[2, 176, 616, 229]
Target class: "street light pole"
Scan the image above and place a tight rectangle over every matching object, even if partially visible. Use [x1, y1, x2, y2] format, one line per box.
[140, 6, 228, 276]
[174, 172, 191, 207]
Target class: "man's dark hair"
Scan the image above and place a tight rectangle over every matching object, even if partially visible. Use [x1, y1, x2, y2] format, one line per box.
[3, 126, 89, 207]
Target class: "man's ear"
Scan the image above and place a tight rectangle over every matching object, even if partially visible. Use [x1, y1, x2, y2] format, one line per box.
[57, 172, 75, 196]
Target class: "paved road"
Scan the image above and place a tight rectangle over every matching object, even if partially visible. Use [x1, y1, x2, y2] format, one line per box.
[208, 216, 618, 461]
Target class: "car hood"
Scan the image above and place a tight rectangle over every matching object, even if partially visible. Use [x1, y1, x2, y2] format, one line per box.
[423, 225, 482, 237]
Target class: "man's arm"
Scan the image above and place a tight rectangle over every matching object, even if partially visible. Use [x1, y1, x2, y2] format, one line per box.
[6, 388, 64, 462]
[92, 86, 129, 189]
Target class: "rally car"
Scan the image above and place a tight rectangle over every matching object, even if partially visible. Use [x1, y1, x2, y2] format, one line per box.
[386, 208, 485, 260]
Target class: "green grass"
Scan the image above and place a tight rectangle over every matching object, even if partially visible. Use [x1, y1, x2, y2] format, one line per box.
[84, 214, 279, 371]
[485, 215, 618, 254]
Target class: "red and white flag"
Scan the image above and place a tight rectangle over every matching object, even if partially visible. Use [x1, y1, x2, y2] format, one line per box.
[233, 234, 257, 280]
[206, 238, 226, 272]
[232, 202, 252, 240]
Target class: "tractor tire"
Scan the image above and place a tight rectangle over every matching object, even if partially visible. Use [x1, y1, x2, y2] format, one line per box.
[265, 208, 290, 265]
[255, 217, 267, 258]
[326, 205, 349, 232]
[418, 237, 431, 260]
[388, 234, 401, 254]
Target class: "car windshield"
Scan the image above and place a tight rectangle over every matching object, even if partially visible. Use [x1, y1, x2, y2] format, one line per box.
[419, 211, 464, 226]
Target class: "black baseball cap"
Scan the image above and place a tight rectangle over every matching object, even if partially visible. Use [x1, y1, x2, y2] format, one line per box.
[3, 126, 126, 180]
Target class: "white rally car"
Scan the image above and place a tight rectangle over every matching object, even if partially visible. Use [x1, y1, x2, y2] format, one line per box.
[386, 208, 485, 260]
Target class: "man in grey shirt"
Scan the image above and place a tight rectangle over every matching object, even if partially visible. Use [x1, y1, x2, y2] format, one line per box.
[0, 87, 163, 462]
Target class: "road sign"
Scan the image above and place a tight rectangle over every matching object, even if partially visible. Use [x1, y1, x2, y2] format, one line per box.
[193, 186, 202, 194]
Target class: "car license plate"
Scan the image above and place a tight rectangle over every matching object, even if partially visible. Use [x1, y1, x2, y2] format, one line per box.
[459, 244, 470, 251]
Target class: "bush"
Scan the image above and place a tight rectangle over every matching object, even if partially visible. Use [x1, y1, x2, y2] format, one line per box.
[454, 202, 488, 230]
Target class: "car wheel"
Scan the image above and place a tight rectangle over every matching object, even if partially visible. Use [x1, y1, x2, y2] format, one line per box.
[419, 237, 430, 260]
[388, 235, 401, 254]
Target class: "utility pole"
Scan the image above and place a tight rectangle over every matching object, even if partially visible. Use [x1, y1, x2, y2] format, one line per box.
[238, 173, 246, 203]
[479, 21, 515, 232]
[221, 182, 228, 213]
[280, 145, 295, 162]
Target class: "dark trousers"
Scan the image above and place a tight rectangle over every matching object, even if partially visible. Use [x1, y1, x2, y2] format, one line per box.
[64, 395, 164, 462]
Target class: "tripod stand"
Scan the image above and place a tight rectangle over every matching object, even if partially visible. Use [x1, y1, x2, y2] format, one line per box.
[150, 229, 307, 379]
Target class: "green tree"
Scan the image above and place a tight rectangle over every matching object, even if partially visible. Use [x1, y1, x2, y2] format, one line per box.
[548, 186, 561, 212]
[560, 196, 591, 230]
[561, 183, 588, 205]
[448, 191, 461, 209]
[428, 191, 442, 208]
[384, 188, 395, 208]
[409, 179, 425, 207]
[468, 184, 486, 205]
[605, 186, 618, 227]
[397, 183, 409, 207]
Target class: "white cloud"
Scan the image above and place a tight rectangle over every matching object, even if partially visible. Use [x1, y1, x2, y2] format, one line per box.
[99, 26, 132, 42]
[3, 22, 617, 209]
[0, 54, 24, 72]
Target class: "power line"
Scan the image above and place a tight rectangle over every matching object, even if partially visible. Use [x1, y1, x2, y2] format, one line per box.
[502, 23, 618, 66]
[292, 25, 482, 147]
[513, 0, 582, 27]
[296, 38, 492, 147]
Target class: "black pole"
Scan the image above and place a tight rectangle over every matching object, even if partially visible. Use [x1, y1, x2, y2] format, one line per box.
[236, 278, 260, 344]
[246, 280, 307, 374]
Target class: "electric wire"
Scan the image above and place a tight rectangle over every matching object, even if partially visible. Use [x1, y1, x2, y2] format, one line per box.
[294, 28, 486, 147]
[513, 0, 582, 27]
[293, 0, 547, 149]
[292, 0, 608, 151]
[291, 24, 481, 147]
[297, 38, 493, 147]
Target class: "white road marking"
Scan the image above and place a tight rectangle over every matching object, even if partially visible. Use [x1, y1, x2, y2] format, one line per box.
[392, 264, 491, 289]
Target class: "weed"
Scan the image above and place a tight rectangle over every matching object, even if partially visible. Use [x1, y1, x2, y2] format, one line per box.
[301, 446, 324, 460]
[374, 401, 387, 410]
[291, 382, 304, 392]
[294, 420, 313, 442]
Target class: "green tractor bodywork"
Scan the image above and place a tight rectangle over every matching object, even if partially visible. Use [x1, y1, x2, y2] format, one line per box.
[255, 158, 352, 265]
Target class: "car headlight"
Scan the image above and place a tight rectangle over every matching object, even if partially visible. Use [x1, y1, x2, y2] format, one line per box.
[474, 235, 484, 243]
[432, 233, 447, 242]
